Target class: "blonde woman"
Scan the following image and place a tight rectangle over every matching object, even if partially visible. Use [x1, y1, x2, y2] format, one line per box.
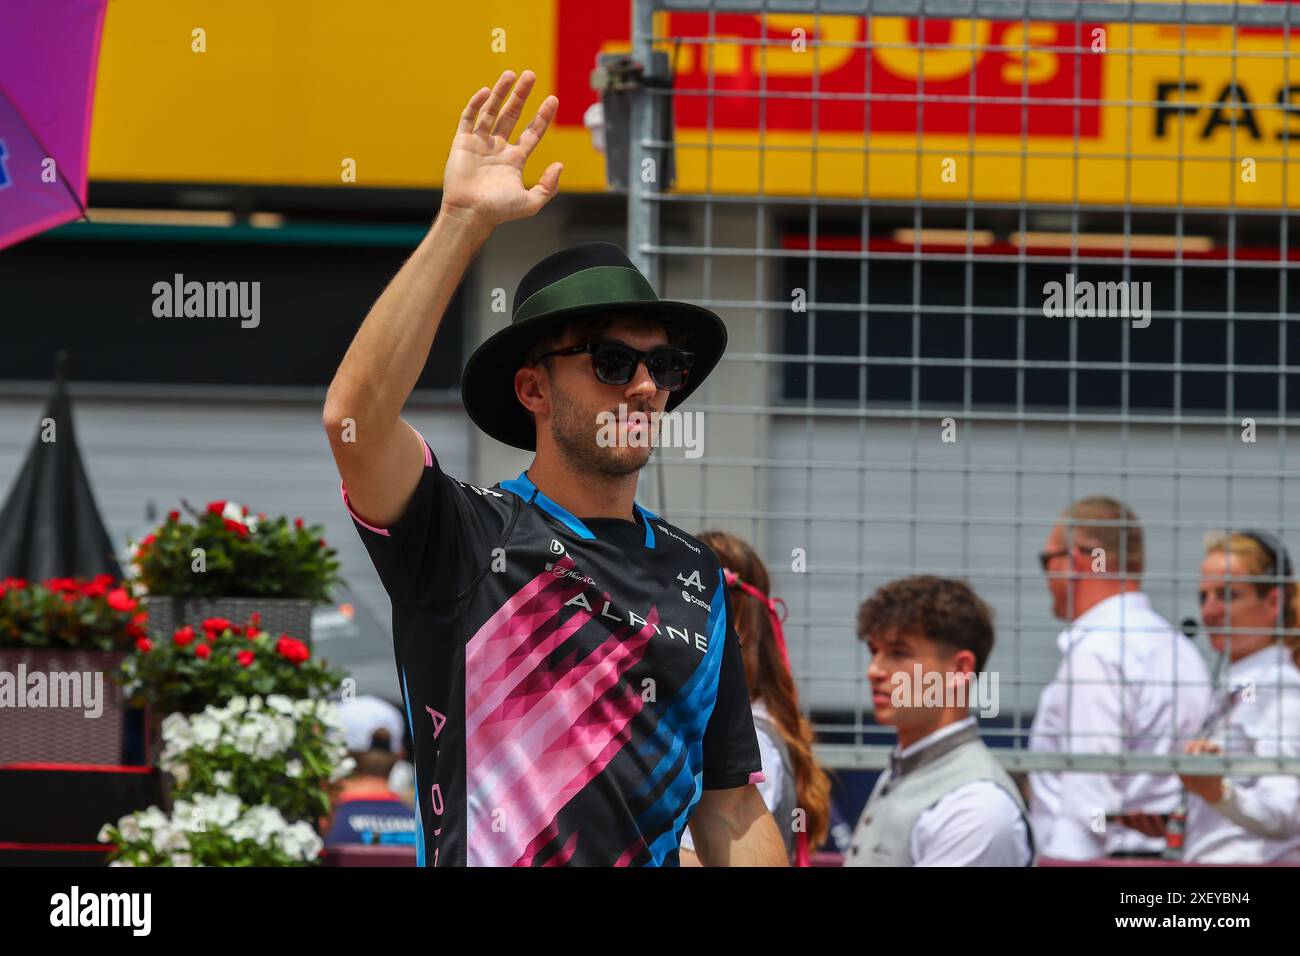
[1129, 531, 1300, 862]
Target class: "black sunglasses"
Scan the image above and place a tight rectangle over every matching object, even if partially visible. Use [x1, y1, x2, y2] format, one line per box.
[531, 339, 695, 391]
[1039, 547, 1072, 572]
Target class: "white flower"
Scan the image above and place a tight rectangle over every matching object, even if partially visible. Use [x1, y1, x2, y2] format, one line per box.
[97, 824, 114, 844]
[137, 806, 169, 831]
[171, 852, 194, 867]
[170, 762, 190, 787]
[266, 694, 294, 715]
[161, 712, 195, 752]
[284, 759, 303, 778]
[233, 721, 262, 757]
[195, 792, 242, 828]
[189, 714, 221, 751]
[329, 756, 356, 784]
[227, 695, 248, 715]
[213, 770, 233, 790]
[280, 821, 323, 862]
[221, 501, 247, 523]
[117, 814, 143, 842]
[150, 824, 189, 855]
[109, 859, 134, 868]
[248, 696, 263, 712]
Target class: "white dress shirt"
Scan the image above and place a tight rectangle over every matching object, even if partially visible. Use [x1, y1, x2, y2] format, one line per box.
[904, 717, 1034, 866]
[1184, 642, 1300, 863]
[1029, 591, 1212, 859]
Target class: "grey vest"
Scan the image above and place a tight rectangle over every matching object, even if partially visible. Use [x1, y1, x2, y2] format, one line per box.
[754, 714, 799, 861]
[843, 724, 1035, 866]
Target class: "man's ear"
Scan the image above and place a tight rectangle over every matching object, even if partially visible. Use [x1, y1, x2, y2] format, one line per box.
[515, 365, 547, 418]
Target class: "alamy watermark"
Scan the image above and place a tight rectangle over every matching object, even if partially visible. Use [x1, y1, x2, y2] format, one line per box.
[152, 273, 260, 328]
[0, 667, 104, 718]
[1042, 272, 1152, 328]
[890, 665, 1000, 719]
[595, 403, 704, 459]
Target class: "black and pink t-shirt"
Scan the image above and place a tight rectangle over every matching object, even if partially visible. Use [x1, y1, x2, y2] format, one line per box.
[342, 434, 763, 866]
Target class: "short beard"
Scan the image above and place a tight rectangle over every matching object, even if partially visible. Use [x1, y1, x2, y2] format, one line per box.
[549, 384, 652, 478]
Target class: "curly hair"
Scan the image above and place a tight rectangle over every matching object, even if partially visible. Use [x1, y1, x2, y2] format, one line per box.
[856, 575, 996, 672]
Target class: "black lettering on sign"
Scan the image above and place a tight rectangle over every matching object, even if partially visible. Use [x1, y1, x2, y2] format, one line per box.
[1276, 85, 1300, 141]
[1201, 83, 1262, 140]
[1154, 80, 1200, 138]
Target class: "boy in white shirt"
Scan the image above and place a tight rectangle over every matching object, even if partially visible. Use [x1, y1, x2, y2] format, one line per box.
[844, 576, 1033, 867]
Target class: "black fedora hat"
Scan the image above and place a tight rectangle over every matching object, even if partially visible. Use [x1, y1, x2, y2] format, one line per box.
[461, 241, 727, 451]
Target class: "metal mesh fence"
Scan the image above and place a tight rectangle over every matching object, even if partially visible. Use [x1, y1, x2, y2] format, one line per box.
[627, 0, 1300, 775]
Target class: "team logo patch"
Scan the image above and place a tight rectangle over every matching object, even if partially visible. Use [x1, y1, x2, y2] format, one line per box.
[676, 569, 705, 592]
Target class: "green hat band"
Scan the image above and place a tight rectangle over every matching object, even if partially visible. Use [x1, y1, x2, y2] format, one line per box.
[513, 266, 659, 324]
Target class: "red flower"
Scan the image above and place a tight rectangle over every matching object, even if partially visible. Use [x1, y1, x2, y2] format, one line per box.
[194, 643, 211, 660]
[201, 617, 232, 637]
[223, 518, 250, 537]
[137, 533, 156, 551]
[82, 580, 107, 598]
[237, 650, 255, 668]
[106, 588, 138, 613]
[93, 573, 116, 587]
[317, 538, 327, 549]
[276, 635, 310, 665]
[248, 611, 262, 631]
[167, 510, 180, 523]
[46, 577, 78, 593]
[61, 592, 78, 604]
[135, 637, 153, 653]
[294, 518, 304, 530]
[206, 501, 227, 515]
[132, 611, 148, 627]
[173, 625, 196, 646]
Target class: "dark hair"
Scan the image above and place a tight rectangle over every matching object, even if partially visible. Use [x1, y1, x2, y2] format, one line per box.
[347, 748, 399, 780]
[856, 575, 996, 672]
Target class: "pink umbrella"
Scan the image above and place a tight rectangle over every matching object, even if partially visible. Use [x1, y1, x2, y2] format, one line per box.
[0, 0, 109, 251]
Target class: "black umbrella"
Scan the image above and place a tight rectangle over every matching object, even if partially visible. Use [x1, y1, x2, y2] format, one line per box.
[0, 352, 123, 580]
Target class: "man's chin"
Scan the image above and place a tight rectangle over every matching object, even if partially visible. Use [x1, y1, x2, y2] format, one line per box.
[596, 445, 653, 476]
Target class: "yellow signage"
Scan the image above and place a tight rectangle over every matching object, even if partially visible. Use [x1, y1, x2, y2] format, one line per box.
[87, 2, 1298, 208]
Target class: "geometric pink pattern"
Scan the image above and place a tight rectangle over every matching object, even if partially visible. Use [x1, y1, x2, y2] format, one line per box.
[465, 555, 654, 866]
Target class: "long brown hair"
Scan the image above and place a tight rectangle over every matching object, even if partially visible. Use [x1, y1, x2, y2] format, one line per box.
[698, 530, 832, 851]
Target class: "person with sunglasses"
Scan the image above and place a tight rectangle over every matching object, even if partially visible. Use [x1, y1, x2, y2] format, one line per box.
[1027, 496, 1211, 860]
[1119, 530, 1300, 863]
[324, 70, 784, 866]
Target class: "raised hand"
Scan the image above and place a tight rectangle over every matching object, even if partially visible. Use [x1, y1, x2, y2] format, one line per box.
[439, 70, 563, 232]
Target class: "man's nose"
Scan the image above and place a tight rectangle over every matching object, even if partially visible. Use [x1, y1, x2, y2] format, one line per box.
[625, 360, 659, 396]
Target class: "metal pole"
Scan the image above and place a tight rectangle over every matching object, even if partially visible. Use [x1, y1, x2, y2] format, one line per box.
[628, 0, 661, 290]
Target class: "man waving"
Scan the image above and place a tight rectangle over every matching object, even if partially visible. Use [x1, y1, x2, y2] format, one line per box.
[324, 70, 784, 867]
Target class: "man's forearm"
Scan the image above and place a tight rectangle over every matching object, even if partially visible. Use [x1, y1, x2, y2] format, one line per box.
[325, 209, 491, 426]
[691, 788, 789, 866]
